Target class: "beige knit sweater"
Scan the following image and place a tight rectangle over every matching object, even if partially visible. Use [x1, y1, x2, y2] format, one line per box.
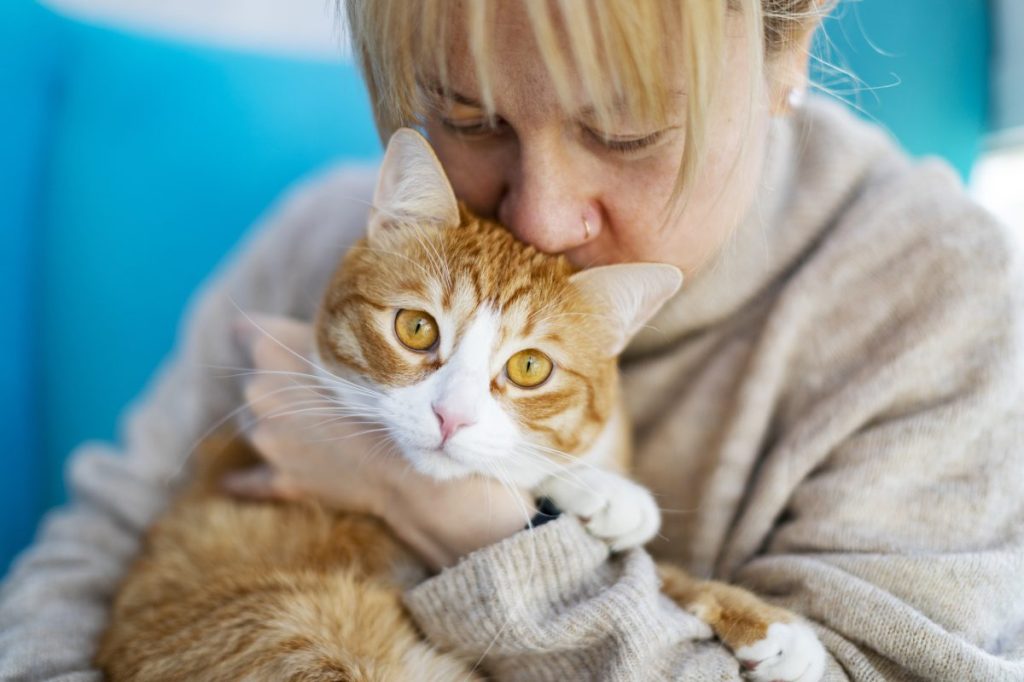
[2, 98, 1023, 681]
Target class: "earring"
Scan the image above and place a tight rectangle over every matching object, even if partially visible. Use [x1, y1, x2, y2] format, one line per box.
[787, 87, 807, 111]
[582, 217, 593, 240]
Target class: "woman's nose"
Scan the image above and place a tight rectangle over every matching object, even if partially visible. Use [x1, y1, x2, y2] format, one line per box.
[496, 145, 601, 254]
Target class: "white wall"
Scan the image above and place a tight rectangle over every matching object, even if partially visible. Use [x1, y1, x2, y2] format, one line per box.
[992, 0, 1024, 135]
[40, 0, 348, 59]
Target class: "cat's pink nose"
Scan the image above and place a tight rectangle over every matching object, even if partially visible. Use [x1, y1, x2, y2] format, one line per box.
[433, 404, 475, 444]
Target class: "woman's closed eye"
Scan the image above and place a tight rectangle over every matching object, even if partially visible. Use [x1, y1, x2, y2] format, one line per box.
[582, 125, 674, 154]
[440, 115, 508, 139]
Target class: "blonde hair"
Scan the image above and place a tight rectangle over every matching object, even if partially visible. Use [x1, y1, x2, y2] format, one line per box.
[344, 0, 822, 217]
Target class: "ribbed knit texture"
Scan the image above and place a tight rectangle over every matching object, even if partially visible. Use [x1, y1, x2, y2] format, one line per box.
[2, 98, 1023, 681]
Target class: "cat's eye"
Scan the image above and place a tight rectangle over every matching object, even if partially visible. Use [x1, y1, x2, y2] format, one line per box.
[395, 309, 439, 351]
[505, 349, 554, 388]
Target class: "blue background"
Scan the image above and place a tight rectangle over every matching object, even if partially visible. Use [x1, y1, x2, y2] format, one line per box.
[0, 0, 991, 572]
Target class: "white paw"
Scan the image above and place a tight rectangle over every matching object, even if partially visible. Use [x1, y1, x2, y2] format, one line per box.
[534, 469, 660, 551]
[734, 621, 826, 682]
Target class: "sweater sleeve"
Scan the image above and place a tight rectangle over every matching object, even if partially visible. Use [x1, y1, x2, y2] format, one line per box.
[0, 167, 374, 681]
[404, 516, 744, 681]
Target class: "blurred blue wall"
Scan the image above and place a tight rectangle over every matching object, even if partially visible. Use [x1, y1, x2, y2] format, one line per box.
[0, 0, 993, 573]
[1, 0, 380, 573]
[814, 0, 990, 178]
[1, 0, 58, 579]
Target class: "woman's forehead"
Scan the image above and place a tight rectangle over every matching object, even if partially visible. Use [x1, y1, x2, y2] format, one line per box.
[421, 2, 692, 127]
[429, 47, 685, 127]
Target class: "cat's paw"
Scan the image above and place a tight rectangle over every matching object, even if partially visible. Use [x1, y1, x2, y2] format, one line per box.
[734, 620, 826, 682]
[535, 469, 660, 551]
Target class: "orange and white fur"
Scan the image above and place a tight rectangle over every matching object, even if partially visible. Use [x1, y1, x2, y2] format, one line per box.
[96, 130, 824, 681]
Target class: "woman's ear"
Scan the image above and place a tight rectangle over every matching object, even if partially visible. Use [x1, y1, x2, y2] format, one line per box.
[369, 128, 460, 240]
[768, 12, 824, 116]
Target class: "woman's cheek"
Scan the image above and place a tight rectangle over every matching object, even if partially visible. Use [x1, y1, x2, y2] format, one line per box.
[425, 127, 507, 216]
[448, 159, 506, 216]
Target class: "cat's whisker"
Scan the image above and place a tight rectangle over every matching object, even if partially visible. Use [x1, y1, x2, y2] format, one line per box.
[523, 283, 614, 329]
[249, 392, 359, 412]
[236, 367, 383, 400]
[511, 454, 602, 498]
[520, 440, 598, 466]
[407, 222, 450, 287]
[460, 438, 601, 499]
[347, 437, 400, 479]
[258, 410, 389, 432]
[299, 415, 389, 434]
[368, 435, 401, 465]
[297, 427, 393, 445]
[216, 372, 384, 418]
[262, 393, 385, 414]
[256, 404, 379, 424]
[228, 362, 385, 402]
[489, 461, 534, 529]
[416, 220, 452, 286]
[517, 442, 608, 477]
[320, 380, 384, 402]
[346, 243, 436, 282]
[529, 310, 623, 327]
[228, 302, 382, 398]
[460, 434, 602, 492]
[167, 380, 357, 483]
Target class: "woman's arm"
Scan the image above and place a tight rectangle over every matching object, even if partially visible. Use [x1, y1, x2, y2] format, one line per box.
[0, 167, 376, 680]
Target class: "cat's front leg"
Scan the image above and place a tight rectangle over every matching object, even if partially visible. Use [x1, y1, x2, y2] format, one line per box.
[534, 468, 661, 551]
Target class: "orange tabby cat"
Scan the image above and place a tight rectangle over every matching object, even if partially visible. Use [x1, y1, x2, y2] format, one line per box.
[96, 129, 824, 681]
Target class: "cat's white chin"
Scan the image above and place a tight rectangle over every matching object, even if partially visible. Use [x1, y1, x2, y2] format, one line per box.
[404, 448, 477, 481]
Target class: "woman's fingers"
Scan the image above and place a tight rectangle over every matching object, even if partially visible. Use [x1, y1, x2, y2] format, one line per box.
[243, 375, 317, 415]
[237, 315, 326, 428]
[235, 314, 313, 374]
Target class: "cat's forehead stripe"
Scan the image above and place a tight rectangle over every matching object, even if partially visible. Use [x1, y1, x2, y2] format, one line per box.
[453, 307, 499, 362]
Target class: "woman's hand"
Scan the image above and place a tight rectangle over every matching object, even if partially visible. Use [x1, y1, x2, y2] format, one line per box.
[225, 314, 534, 571]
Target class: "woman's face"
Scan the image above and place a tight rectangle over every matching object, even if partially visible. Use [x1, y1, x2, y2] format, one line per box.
[421, 5, 781, 278]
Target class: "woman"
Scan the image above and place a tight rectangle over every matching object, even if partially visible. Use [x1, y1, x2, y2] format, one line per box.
[2, 1, 1022, 679]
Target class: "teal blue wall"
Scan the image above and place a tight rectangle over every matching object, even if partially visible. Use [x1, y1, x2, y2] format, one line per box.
[1, 1, 380, 573]
[37, 19, 380, 509]
[813, 0, 990, 178]
[1, 0, 57, 578]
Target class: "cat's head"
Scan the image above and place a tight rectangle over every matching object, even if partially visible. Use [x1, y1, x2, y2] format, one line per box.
[314, 129, 681, 487]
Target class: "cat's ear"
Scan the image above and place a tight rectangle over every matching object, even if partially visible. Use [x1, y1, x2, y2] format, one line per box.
[569, 263, 683, 356]
[369, 128, 460, 240]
